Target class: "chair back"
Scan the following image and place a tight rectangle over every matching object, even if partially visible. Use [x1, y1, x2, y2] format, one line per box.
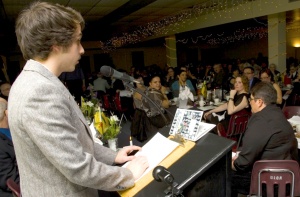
[102, 94, 111, 110]
[217, 109, 251, 151]
[290, 94, 300, 106]
[114, 92, 123, 111]
[249, 160, 300, 197]
[282, 106, 300, 119]
[227, 109, 251, 137]
[6, 178, 21, 197]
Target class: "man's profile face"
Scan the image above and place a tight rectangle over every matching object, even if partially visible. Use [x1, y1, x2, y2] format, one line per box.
[60, 25, 84, 72]
[249, 94, 261, 113]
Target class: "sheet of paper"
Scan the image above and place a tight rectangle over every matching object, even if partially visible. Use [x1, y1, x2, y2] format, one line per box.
[194, 122, 216, 141]
[123, 133, 179, 182]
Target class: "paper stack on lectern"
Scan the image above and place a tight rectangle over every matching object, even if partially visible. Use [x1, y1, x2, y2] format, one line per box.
[122, 133, 179, 182]
[169, 109, 215, 141]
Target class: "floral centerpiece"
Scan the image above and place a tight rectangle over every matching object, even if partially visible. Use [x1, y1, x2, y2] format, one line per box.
[81, 97, 95, 124]
[94, 110, 121, 151]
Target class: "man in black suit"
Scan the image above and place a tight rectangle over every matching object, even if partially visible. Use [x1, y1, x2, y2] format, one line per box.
[243, 66, 260, 92]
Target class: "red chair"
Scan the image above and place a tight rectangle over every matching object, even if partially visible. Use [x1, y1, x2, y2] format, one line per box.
[113, 92, 128, 123]
[282, 106, 300, 119]
[101, 94, 111, 111]
[249, 160, 300, 197]
[217, 109, 251, 151]
[6, 178, 21, 197]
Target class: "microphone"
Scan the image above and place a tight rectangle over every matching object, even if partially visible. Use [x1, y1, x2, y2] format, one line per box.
[100, 66, 140, 83]
[153, 166, 174, 185]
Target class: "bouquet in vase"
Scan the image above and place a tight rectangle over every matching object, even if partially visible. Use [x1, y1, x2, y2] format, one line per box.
[94, 111, 121, 141]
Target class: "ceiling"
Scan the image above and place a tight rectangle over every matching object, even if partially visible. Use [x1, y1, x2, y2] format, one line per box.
[0, 0, 210, 44]
[0, 0, 300, 53]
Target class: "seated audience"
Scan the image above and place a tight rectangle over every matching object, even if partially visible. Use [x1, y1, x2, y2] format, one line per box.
[243, 66, 260, 92]
[144, 75, 170, 127]
[131, 75, 170, 141]
[110, 72, 135, 119]
[131, 76, 149, 141]
[268, 63, 281, 83]
[231, 82, 298, 196]
[211, 63, 226, 89]
[171, 68, 196, 97]
[163, 67, 176, 99]
[0, 82, 11, 101]
[164, 67, 176, 88]
[288, 63, 298, 82]
[204, 76, 250, 132]
[285, 73, 300, 106]
[226, 67, 240, 91]
[0, 98, 19, 197]
[259, 69, 282, 105]
[93, 72, 110, 94]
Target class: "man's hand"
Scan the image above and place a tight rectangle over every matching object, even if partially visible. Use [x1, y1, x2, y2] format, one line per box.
[114, 146, 142, 164]
[126, 156, 149, 181]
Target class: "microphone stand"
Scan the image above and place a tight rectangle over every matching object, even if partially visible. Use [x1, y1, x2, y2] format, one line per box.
[123, 82, 169, 126]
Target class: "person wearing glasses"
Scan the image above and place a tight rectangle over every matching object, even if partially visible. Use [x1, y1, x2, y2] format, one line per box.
[243, 66, 260, 92]
[231, 82, 297, 197]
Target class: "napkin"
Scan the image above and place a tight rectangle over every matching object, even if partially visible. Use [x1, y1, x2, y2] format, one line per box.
[179, 87, 194, 101]
[212, 111, 226, 121]
[288, 116, 300, 126]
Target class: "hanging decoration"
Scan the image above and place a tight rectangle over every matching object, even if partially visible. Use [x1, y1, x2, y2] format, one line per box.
[97, 0, 295, 52]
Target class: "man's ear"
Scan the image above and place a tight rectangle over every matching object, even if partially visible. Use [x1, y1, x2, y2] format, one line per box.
[51, 45, 62, 53]
[4, 109, 8, 117]
[257, 99, 265, 108]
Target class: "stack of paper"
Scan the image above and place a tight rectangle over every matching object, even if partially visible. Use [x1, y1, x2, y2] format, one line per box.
[122, 133, 179, 182]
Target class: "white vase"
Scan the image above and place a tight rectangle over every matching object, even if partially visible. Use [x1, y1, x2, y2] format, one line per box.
[107, 138, 118, 151]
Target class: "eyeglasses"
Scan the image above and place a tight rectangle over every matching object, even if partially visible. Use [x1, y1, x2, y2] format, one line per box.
[248, 97, 259, 102]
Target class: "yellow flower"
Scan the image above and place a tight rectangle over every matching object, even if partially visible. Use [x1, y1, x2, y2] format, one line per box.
[94, 112, 121, 140]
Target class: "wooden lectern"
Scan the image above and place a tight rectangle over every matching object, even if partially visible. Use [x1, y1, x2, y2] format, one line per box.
[118, 133, 235, 197]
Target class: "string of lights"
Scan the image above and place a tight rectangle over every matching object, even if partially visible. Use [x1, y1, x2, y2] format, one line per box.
[98, 0, 296, 52]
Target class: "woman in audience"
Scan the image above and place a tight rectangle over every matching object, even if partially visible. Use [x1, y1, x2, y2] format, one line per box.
[131, 75, 170, 141]
[259, 69, 282, 105]
[226, 67, 240, 91]
[164, 67, 176, 88]
[204, 76, 250, 132]
[171, 68, 196, 97]
[163, 67, 176, 99]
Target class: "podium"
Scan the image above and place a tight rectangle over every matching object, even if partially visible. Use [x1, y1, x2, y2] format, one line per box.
[119, 133, 235, 197]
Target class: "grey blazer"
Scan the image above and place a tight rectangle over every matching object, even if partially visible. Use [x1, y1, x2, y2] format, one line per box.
[8, 60, 134, 197]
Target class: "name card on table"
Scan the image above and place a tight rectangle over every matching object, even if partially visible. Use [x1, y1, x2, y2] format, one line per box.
[169, 108, 215, 141]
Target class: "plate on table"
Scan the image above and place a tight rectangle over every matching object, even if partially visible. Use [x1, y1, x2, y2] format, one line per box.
[197, 105, 216, 111]
[214, 101, 226, 106]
